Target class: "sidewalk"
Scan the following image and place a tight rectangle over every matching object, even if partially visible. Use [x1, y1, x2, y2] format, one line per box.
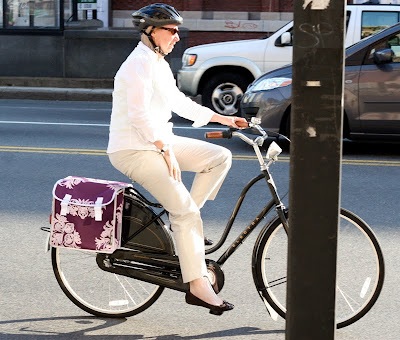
[0, 77, 202, 103]
[0, 77, 113, 101]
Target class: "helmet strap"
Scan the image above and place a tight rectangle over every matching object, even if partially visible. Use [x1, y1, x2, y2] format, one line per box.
[143, 27, 168, 57]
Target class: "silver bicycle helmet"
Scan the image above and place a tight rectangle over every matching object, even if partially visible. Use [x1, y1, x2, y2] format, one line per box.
[132, 3, 183, 33]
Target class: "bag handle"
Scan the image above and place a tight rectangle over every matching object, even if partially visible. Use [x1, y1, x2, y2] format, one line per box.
[60, 194, 72, 216]
[94, 197, 104, 221]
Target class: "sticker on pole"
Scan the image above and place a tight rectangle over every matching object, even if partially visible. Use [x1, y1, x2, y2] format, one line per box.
[303, 0, 331, 10]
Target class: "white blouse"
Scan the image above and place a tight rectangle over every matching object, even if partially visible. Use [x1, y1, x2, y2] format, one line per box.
[107, 42, 215, 154]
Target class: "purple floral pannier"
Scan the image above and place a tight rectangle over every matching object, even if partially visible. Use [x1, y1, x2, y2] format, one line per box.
[51, 176, 132, 253]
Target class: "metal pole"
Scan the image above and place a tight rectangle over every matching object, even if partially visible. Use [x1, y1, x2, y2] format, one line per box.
[286, 1, 346, 339]
[72, 0, 78, 21]
[3, 0, 6, 28]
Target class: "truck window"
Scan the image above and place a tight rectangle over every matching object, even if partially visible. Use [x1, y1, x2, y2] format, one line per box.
[361, 12, 400, 39]
[346, 11, 351, 32]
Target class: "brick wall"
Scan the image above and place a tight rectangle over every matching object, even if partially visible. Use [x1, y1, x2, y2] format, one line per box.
[112, 0, 294, 12]
[202, 0, 262, 12]
[113, 0, 184, 11]
[278, 0, 293, 12]
[111, 0, 294, 47]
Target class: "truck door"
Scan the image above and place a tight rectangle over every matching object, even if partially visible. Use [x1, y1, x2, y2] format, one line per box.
[263, 22, 294, 74]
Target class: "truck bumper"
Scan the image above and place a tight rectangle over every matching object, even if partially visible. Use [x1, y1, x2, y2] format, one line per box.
[177, 68, 200, 97]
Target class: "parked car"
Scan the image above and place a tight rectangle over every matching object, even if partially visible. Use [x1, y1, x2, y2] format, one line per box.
[178, 4, 400, 116]
[240, 23, 400, 140]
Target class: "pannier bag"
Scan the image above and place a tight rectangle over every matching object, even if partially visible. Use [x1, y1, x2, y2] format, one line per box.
[51, 176, 132, 253]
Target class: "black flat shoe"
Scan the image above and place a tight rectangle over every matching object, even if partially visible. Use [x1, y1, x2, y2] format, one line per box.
[204, 236, 213, 246]
[185, 291, 234, 315]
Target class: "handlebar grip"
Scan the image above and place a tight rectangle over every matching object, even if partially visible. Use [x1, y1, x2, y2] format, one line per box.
[235, 120, 249, 128]
[205, 130, 232, 139]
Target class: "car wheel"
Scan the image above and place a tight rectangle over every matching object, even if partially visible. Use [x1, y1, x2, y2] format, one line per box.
[202, 73, 250, 116]
[284, 113, 291, 138]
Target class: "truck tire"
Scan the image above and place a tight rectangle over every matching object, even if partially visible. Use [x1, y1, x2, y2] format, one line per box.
[202, 72, 250, 116]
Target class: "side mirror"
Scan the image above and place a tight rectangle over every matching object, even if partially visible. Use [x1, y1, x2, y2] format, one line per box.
[281, 32, 292, 45]
[275, 32, 292, 47]
[373, 48, 394, 64]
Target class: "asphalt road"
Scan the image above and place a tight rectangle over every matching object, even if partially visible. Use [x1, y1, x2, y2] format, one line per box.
[0, 99, 399, 339]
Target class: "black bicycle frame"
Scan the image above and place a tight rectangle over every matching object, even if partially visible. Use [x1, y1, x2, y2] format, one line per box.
[207, 167, 288, 266]
[105, 162, 289, 292]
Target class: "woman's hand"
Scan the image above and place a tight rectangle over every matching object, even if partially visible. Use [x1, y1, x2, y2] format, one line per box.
[153, 141, 181, 182]
[210, 114, 248, 128]
[162, 149, 182, 182]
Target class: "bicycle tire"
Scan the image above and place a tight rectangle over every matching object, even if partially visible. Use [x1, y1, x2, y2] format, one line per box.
[52, 247, 164, 318]
[252, 208, 384, 329]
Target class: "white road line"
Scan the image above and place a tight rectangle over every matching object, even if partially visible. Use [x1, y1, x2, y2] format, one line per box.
[0, 120, 222, 130]
[0, 120, 110, 127]
[0, 106, 111, 111]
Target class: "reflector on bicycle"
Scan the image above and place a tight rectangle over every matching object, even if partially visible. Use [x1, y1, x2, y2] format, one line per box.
[50, 176, 132, 253]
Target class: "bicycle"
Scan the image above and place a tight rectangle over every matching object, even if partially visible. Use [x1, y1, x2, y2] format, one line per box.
[48, 118, 384, 329]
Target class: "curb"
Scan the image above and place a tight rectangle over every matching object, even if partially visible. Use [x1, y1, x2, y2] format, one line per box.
[0, 87, 202, 104]
[0, 87, 113, 102]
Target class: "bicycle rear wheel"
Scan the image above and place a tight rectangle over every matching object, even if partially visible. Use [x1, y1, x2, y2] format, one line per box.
[253, 208, 384, 328]
[52, 247, 164, 318]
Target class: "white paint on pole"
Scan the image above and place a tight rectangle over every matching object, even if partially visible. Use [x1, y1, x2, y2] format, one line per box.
[306, 81, 321, 87]
[306, 126, 317, 137]
[303, 0, 331, 10]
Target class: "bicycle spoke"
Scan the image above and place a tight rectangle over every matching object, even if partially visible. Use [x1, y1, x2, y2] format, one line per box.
[52, 247, 163, 317]
[337, 285, 356, 313]
[255, 209, 384, 328]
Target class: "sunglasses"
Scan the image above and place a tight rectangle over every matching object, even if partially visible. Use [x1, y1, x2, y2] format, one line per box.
[159, 27, 179, 35]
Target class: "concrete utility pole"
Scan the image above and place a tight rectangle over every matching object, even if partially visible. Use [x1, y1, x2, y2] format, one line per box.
[286, 0, 345, 339]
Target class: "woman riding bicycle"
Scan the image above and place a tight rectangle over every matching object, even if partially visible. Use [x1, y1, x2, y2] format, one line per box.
[107, 3, 246, 315]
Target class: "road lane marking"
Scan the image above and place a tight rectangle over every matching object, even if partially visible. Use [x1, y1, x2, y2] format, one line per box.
[1, 146, 399, 167]
[0, 106, 111, 111]
[0, 120, 110, 127]
[0, 120, 222, 130]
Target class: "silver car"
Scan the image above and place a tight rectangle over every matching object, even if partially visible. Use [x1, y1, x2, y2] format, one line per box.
[240, 23, 400, 140]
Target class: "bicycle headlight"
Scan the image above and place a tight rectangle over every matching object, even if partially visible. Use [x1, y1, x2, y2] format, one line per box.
[251, 77, 292, 92]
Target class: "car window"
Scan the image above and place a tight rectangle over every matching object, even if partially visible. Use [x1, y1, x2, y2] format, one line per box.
[365, 33, 400, 64]
[388, 34, 400, 62]
[361, 11, 400, 39]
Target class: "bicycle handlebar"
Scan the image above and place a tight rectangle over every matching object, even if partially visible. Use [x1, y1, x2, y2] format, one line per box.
[205, 130, 233, 139]
[204, 121, 250, 139]
[235, 121, 249, 128]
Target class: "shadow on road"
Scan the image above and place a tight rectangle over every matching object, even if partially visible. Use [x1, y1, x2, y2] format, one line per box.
[0, 316, 284, 338]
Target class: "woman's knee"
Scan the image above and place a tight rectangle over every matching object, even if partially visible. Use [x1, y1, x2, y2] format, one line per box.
[217, 147, 232, 169]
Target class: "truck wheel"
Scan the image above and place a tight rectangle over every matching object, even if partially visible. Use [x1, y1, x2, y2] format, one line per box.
[202, 73, 250, 116]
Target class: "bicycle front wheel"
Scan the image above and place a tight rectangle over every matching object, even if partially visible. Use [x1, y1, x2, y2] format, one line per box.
[52, 247, 164, 318]
[253, 208, 384, 328]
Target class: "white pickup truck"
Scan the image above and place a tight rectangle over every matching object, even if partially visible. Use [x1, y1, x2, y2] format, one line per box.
[177, 4, 400, 115]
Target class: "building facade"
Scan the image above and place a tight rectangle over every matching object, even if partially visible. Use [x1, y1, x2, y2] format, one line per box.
[112, 0, 295, 47]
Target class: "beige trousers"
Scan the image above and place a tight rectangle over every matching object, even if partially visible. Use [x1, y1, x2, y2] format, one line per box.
[108, 135, 232, 283]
